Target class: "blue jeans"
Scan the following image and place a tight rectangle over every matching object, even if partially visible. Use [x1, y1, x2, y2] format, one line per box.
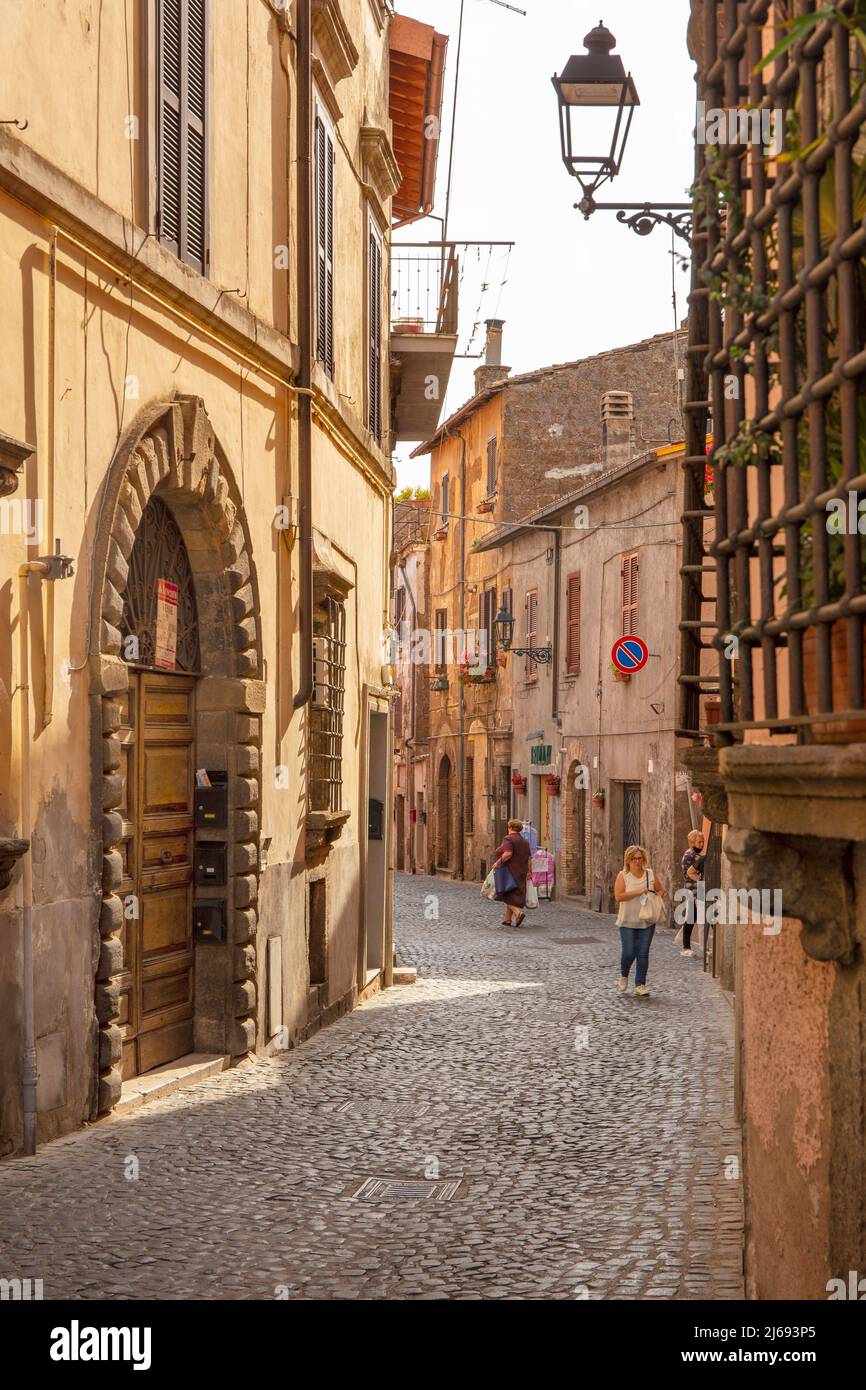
[620, 925, 655, 986]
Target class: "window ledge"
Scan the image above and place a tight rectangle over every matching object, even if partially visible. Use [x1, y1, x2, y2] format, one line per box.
[306, 809, 350, 850]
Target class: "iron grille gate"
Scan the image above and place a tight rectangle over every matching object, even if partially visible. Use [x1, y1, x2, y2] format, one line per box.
[623, 783, 642, 851]
[678, 0, 866, 743]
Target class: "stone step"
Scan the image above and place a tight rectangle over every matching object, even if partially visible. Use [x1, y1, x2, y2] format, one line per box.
[113, 1053, 228, 1117]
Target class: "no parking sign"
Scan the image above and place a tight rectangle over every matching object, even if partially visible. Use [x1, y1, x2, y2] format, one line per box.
[611, 635, 648, 674]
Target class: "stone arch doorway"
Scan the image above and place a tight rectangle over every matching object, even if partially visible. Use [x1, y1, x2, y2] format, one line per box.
[565, 760, 588, 896]
[436, 754, 452, 870]
[88, 396, 263, 1115]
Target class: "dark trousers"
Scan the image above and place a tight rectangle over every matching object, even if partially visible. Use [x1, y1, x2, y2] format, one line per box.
[682, 888, 698, 950]
[619, 925, 656, 986]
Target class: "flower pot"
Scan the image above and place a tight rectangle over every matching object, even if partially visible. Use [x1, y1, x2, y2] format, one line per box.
[802, 621, 866, 743]
[476, 499, 495, 514]
[613, 669, 631, 683]
[433, 528, 448, 541]
[592, 793, 605, 809]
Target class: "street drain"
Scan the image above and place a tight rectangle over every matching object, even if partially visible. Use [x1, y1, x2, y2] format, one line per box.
[335, 1100, 431, 1118]
[348, 1177, 464, 1202]
[550, 937, 603, 945]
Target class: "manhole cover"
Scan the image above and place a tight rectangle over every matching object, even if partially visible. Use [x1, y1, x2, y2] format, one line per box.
[348, 1177, 464, 1202]
[550, 937, 603, 945]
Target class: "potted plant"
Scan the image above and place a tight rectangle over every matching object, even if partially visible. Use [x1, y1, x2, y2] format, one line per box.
[511, 773, 527, 795]
[432, 526, 448, 541]
[610, 660, 630, 683]
[476, 497, 495, 514]
[429, 675, 449, 692]
[592, 789, 605, 809]
[545, 773, 561, 796]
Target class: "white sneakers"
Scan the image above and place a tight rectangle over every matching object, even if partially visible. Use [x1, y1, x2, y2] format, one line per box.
[681, 948, 694, 957]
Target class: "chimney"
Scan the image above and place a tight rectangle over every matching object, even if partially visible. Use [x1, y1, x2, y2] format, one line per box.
[601, 390, 634, 469]
[474, 319, 511, 395]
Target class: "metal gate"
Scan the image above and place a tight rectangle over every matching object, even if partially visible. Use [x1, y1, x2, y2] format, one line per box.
[623, 782, 641, 850]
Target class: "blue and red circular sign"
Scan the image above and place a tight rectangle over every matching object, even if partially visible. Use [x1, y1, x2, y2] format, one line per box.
[612, 635, 648, 674]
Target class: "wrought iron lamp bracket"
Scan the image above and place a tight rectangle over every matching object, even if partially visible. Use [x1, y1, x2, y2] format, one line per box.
[509, 645, 553, 665]
[576, 193, 692, 243]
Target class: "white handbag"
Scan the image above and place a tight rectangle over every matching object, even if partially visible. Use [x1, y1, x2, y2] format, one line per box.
[525, 880, 539, 911]
[638, 872, 663, 924]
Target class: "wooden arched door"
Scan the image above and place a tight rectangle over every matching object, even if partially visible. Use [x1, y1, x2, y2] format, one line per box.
[436, 755, 451, 869]
[116, 497, 201, 1078]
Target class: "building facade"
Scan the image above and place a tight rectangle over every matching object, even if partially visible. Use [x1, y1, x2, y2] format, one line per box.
[405, 325, 687, 884]
[0, 0, 440, 1157]
[476, 444, 692, 910]
[680, 0, 866, 1296]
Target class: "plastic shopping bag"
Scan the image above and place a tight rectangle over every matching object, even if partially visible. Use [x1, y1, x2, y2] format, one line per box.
[525, 880, 539, 911]
[480, 870, 497, 901]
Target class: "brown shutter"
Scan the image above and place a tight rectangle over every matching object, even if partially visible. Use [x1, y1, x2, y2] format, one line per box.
[566, 572, 581, 674]
[315, 114, 335, 375]
[434, 608, 448, 672]
[621, 552, 639, 635]
[368, 228, 383, 441]
[486, 437, 498, 496]
[525, 590, 538, 679]
[157, 0, 208, 274]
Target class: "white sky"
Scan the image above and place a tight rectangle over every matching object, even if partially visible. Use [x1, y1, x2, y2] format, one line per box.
[392, 0, 695, 490]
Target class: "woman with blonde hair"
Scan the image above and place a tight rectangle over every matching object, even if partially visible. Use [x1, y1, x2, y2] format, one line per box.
[680, 829, 706, 957]
[614, 844, 664, 997]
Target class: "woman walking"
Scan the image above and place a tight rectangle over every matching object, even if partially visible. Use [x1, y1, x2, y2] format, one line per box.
[615, 844, 664, 996]
[492, 818, 533, 928]
[680, 829, 706, 957]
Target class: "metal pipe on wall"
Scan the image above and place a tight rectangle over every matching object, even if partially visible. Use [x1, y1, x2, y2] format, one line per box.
[17, 560, 49, 1155]
[293, 0, 314, 712]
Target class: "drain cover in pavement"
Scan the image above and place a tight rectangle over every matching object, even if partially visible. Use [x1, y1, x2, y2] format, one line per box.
[348, 1177, 464, 1202]
[550, 937, 603, 945]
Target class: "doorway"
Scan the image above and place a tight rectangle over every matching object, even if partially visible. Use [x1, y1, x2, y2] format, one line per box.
[365, 710, 388, 972]
[623, 782, 642, 851]
[436, 755, 452, 869]
[395, 795, 405, 871]
[567, 776, 587, 896]
[116, 672, 196, 1079]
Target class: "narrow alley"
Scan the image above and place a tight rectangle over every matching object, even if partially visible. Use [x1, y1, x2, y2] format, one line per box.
[0, 876, 743, 1301]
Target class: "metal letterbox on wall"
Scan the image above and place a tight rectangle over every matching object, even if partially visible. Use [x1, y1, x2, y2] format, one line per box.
[195, 842, 227, 886]
[194, 771, 228, 828]
[193, 899, 227, 944]
[368, 799, 384, 840]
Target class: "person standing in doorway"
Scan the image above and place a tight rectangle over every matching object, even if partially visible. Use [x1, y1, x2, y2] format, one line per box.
[492, 819, 533, 928]
[680, 829, 706, 957]
[614, 844, 665, 997]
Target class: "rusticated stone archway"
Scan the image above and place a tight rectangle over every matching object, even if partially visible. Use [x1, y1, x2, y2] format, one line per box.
[87, 396, 264, 1116]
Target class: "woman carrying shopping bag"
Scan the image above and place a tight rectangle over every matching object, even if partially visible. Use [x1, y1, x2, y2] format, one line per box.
[614, 844, 665, 997]
[491, 818, 533, 928]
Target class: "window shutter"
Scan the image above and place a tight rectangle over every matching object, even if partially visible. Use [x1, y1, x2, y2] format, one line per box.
[441, 472, 449, 523]
[486, 437, 498, 497]
[157, 0, 182, 260]
[434, 608, 448, 671]
[157, 0, 208, 274]
[368, 228, 383, 442]
[315, 114, 335, 375]
[525, 590, 538, 679]
[621, 552, 639, 635]
[566, 572, 581, 674]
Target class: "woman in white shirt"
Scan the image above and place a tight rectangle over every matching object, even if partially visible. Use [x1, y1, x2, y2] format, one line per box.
[614, 844, 664, 997]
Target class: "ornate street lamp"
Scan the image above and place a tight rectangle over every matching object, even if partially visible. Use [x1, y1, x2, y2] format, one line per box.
[494, 604, 552, 665]
[553, 21, 692, 243]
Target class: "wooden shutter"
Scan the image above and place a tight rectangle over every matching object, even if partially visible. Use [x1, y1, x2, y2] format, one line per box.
[525, 589, 538, 679]
[465, 755, 474, 834]
[157, 0, 208, 274]
[482, 588, 496, 666]
[621, 552, 639, 635]
[486, 437, 498, 497]
[441, 472, 449, 524]
[315, 113, 335, 375]
[368, 227, 383, 441]
[566, 572, 581, 674]
[434, 608, 448, 672]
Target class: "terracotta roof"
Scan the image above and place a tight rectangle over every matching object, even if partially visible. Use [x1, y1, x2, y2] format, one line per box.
[409, 329, 687, 458]
[390, 17, 448, 228]
[471, 443, 685, 553]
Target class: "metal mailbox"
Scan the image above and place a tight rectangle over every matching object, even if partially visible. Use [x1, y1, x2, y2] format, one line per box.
[194, 842, 227, 887]
[194, 771, 228, 828]
[193, 899, 227, 944]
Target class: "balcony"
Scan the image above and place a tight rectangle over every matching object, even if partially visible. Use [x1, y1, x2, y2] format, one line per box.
[391, 242, 459, 442]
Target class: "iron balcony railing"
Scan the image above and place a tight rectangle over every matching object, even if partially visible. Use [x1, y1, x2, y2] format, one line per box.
[679, 0, 866, 744]
[391, 242, 459, 337]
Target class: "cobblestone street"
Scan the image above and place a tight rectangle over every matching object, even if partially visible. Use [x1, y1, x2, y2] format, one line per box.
[0, 875, 743, 1300]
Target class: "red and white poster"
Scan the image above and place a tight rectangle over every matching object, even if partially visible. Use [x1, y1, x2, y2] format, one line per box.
[154, 578, 179, 670]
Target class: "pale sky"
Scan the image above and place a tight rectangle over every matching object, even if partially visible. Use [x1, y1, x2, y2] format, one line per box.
[392, 0, 695, 490]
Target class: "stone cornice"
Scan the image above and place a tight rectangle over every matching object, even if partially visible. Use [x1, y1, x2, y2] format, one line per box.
[0, 128, 299, 383]
[720, 743, 866, 841]
[312, 0, 359, 84]
[312, 57, 343, 124]
[367, 0, 389, 31]
[0, 431, 34, 498]
[360, 125, 402, 205]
